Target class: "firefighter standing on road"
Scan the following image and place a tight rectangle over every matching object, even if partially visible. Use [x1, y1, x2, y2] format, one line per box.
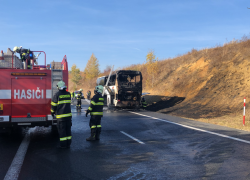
[141, 97, 147, 109]
[51, 81, 72, 148]
[87, 90, 91, 100]
[76, 89, 83, 109]
[71, 91, 75, 101]
[85, 85, 104, 141]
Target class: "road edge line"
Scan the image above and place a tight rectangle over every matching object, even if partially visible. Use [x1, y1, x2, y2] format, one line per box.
[130, 112, 250, 145]
[4, 130, 30, 180]
[120, 131, 145, 144]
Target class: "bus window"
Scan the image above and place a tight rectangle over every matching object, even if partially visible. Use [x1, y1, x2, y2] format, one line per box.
[118, 74, 141, 87]
[96, 76, 106, 86]
[118, 75, 129, 85]
[108, 75, 116, 86]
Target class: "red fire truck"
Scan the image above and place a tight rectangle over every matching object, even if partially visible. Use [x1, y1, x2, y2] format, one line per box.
[0, 48, 68, 133]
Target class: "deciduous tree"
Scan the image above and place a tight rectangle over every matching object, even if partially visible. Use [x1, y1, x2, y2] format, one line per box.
[146, 50, 158, 88]
[71, 64, 82, 89]
[84, 53, 100, 80]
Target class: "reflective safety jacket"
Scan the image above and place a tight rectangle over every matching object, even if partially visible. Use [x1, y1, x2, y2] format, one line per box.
[142, 99, 147, 108]
[51, 90, 72, 120]
[77, 93, 82, 100]
[20, 49, 30, 61]
[87, 93, 104, 118]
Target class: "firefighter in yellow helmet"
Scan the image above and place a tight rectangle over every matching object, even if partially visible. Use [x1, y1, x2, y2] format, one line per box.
[85, 85, 104, 141]
[51, 81, 72, 148]
[13, 46, 33, 69]
[76, 89, 83, 109]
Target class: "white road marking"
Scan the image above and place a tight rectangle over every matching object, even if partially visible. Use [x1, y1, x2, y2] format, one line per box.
[131, 112, 250, 145]
[4, 130, 31, 180]
[120, 131, 145, 144]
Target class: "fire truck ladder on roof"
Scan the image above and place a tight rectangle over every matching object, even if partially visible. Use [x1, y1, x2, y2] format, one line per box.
[51, 69, 63, 98]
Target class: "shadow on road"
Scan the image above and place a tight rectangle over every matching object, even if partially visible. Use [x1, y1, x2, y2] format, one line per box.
[145, 95, 185, 112]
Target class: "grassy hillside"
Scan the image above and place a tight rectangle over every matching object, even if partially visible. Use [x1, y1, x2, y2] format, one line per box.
[70, 36, 250, 130]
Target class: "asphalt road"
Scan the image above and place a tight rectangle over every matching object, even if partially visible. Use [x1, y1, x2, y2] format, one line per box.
[1, 99, 250, 180]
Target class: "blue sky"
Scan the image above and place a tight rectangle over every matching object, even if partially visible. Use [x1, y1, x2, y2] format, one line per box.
[1, 0, 250, 72]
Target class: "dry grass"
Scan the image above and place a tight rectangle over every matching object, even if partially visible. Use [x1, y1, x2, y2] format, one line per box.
[188, 112, 250, 131]
[69, 35, 250, 131]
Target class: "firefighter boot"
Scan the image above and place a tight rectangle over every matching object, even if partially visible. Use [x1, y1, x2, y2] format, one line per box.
[86, 128, 96, 141]
[95, 127, 101, 140]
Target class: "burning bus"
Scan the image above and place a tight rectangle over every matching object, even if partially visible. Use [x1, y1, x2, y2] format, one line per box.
[96, 70, 142, 109]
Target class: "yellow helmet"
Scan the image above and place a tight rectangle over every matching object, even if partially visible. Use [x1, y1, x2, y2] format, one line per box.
[13, 46, 19, 52]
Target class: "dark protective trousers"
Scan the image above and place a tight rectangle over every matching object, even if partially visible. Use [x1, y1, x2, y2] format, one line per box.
[77, 99, 81, 108]
[89, 116, 102, 139]
[57, 119, 72, 147]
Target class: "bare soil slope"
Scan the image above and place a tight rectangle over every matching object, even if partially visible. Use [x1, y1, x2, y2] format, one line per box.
[144, 39, 250, 122]
[145, 57, 250, 120]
